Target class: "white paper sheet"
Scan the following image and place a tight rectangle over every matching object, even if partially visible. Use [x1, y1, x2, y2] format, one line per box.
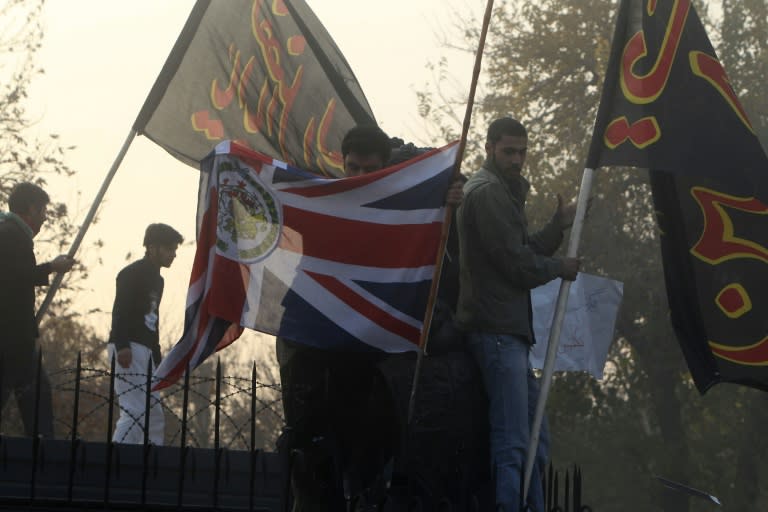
[529, 273, 623, 379]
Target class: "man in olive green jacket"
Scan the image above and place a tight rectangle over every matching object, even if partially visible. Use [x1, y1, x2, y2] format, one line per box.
[456, 117, 580, 512]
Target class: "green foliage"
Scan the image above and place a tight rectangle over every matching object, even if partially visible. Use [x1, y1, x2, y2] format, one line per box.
[1, 0, 74, 209]
[720, 0, 768, 146]
[419, 0, 767, 510]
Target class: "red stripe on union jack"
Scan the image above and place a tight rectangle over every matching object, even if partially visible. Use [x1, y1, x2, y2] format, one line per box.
[154, 140, 458, 388]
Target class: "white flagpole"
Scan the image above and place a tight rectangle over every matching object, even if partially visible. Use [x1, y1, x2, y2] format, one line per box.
[35, 129, 138, 323]
[523, 167, 595, 500]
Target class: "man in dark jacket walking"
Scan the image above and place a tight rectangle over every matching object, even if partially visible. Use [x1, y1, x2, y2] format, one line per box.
[108, 223, 183, 445]
[0, 182, 75, 438]
[456, 117, 580, 511]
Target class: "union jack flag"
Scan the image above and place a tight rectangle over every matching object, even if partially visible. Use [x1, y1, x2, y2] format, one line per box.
[154, 140, 458, 388]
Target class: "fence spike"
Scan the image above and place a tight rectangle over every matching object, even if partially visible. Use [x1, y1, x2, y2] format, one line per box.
[250, 361, 257, 512]
[177, 362, 191, 509]
[67, 352, 83, 502]
[104, 353, 116, 505]
[141, 356, 152, 505]
[215, 358, 222, 451]
[251, 362, 257, 451]
[213, 357, 222, 509]
[30, 349, 44, 503]
[33, 350, 43, 439]
[181, 362, 191, 449]
[143, 356, 152, 447]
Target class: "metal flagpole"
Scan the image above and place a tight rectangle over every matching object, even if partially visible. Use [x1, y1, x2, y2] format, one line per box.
[35, 129, 137, 323]
[523, 167, 595, 500]
[407, 0, 496, 426]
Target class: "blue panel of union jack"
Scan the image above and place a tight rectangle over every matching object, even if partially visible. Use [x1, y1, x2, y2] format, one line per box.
[154, 140, 459, 388]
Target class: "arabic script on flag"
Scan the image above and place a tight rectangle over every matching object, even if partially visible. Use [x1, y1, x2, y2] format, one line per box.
[585, 0, 768, 392]
[136, 0, 375, 175]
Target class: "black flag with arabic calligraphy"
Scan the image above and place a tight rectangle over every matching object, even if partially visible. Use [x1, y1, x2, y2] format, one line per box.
[134, 0, 375, 177]
[586, 0, 768, 392]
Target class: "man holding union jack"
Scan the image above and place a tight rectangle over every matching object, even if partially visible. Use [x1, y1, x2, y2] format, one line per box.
[276, 124, 463, 509]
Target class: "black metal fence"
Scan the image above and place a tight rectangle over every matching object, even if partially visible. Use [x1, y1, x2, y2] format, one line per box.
[543, 464, 591, 512]
[0, 352, 286, 511]
[0, 352, 592, 511]
[0, 352, 284, 450]
[0, 436, 286, 511]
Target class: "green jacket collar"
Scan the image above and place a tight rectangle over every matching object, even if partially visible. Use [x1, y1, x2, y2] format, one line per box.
[0, 211, 34, 239]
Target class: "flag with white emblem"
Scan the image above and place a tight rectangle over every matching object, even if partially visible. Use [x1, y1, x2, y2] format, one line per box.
[154, 140, 458, 388]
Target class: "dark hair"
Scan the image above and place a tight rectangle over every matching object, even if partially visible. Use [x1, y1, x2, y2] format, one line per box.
[341, 125, 391, 164]
[389, 141, 431, 166]
[143, 223, 184, 247]
[8, 182, 49, 214]
[486, 117, 527, 144]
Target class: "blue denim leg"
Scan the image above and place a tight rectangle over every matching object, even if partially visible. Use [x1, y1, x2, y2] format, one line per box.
[467, 332, 547, 512]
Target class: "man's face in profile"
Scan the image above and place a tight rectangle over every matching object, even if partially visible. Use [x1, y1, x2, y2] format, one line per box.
[24, 202, 48, 236]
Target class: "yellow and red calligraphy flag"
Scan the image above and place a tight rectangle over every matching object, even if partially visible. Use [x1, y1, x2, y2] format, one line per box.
[134, 0, 375, 177]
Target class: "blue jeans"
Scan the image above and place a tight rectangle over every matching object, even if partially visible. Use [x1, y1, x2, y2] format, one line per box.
[467, 332, 548, 512]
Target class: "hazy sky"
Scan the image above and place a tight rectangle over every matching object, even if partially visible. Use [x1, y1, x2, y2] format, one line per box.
[26, 1, 482, 352]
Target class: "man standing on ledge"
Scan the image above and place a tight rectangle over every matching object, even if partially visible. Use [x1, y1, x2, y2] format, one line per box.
[108, 223, 183, 445]
[456, 117, 580, 511]
[0, 182, 75, 438]
[277, 125, 464, 509]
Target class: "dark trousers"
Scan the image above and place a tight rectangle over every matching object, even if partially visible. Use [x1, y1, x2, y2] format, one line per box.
[276, 338, 397, 502]
[0, 347, 54, 438]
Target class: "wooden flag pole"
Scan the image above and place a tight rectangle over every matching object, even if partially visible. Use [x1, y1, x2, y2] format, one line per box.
[35, 129, 138, 323]
[407, 0, 496, 426]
